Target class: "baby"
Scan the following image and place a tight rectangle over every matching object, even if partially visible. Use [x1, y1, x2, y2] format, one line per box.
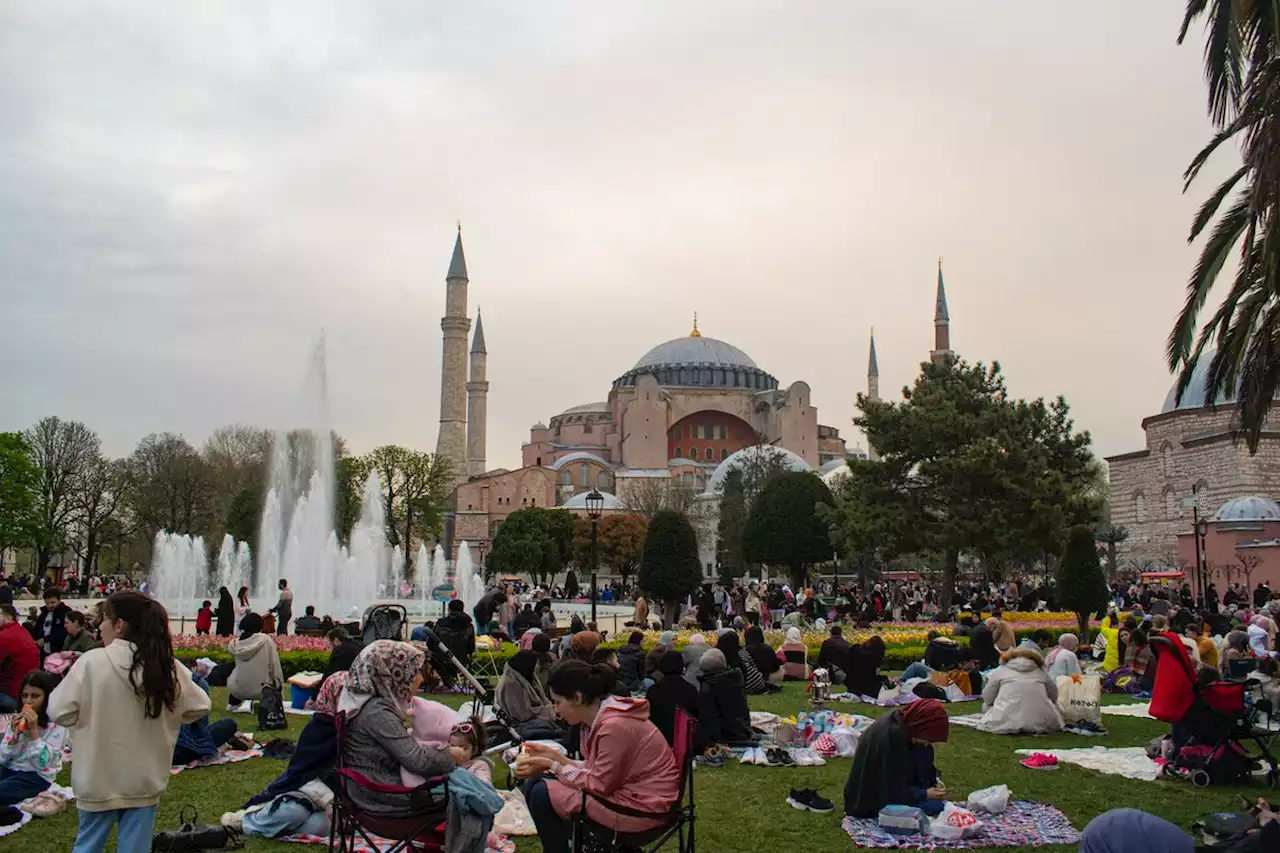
[401, 697, 491, 787]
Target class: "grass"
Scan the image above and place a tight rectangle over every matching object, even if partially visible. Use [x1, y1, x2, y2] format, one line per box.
[14, 685, 1267, 852]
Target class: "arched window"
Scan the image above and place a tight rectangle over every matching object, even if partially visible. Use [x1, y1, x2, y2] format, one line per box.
[674, 447, 683, 458]
[1134, 492, 1146, 523]
[597, 470, 613, 491]
[1164, 489, 1177, 520]
[560, 470, 572, 485]
[718, 425, 728, 440]
[705, 447, 714, 460]
[1161, 443, 1174, 478]
[535, 456, 542, 466]
[689, 447, 699, 460]
[579, 463, 590, 488]
[721, 448, 730, 461]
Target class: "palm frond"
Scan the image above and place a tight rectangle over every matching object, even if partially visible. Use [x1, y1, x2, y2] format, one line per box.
[1206, 0, 1245, 125]
[1177, 0, 1211, 45]
[1236, 298, 1280, 451]
[1184, 122, 1244, 189]
[1167, 192, 1253, 370]
[1189, 164, 1249, 239]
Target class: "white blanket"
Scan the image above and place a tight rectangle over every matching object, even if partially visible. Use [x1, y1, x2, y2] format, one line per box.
[1100, 702, 1153, 718]
[1014, 746, 1162, 781]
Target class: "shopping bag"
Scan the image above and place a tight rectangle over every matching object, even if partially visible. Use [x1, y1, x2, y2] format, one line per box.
[928, 802, 983, 840]
[1056, 673, 1102, 725]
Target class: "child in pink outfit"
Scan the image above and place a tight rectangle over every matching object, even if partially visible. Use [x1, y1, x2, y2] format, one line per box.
[400, 698, 492, 787]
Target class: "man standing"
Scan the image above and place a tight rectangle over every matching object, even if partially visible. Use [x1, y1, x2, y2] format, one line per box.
[34, 587, 71, 657]
[0, 604, 39, 712]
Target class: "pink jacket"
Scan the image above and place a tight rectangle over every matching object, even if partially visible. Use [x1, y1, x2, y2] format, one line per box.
[547, 697, 680, 832]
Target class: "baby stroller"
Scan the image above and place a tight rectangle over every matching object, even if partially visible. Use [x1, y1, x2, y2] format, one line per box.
[1148, 630, 1279, 788]
[362, 604, 408, 645]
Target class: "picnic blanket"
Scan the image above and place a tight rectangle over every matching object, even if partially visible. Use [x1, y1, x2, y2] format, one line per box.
[1013, 746, 1162, 781]
[1100, 702, 1153, 718]
[283, 830, 516, 853]
[285, 706, 317, 716]
[842, 800, 1080, 849]
[0, 809, 32, 837]
[171, 747, 264, 775]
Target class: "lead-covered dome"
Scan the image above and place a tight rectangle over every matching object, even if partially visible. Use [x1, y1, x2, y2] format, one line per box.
[613, 329, 777, 392]
[1213, 495, 1280, 522]
[1159, 349, 1280, 414]
[704, 445, 811, 494]
[633, 336, 758, 371]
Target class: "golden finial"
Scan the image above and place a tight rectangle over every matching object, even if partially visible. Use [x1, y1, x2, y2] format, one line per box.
[690, 312, 701, 337]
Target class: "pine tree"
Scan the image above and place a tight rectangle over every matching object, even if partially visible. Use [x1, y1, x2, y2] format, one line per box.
[638, 510, 701, 627]
[1058, 524, 1108, 638]
[742, 471, 835, 590]
[716, 469, 747, 584]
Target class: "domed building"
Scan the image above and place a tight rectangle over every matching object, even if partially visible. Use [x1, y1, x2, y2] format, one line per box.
[1107, 353, 1280, 567]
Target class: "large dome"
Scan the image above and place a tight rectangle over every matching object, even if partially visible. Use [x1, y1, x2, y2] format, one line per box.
[633, 336, 758, 371]
[1213, 495, 1280, 522]
[704, 445, 812, 494]
[1161, 355, 1234, 414]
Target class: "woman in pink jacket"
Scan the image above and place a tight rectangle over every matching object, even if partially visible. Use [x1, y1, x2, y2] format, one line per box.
[516, 660, 680, 853]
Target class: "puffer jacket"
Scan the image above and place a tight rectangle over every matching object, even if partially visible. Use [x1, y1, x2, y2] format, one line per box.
[616, 643, 646, 693]
[977, 648, 1063, 735]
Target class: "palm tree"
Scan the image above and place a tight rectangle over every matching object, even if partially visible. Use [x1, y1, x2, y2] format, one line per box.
[1168, 3, 1280, 451]
[1094, 524, 1129, 576]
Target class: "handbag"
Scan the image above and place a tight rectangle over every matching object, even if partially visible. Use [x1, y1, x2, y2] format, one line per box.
[1055, 674, 1102, 725]
[257, 682, 287, 731]
[151, 805, 242, 852]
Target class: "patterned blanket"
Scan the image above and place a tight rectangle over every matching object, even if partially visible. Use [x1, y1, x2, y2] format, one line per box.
[170, 747, 264, 775]
[842, 801, 1080, 849]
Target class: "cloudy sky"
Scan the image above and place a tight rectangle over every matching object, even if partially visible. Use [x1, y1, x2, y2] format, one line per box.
[0, 2, 1236, 469]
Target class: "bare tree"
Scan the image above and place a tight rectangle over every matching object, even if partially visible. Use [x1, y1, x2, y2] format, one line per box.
[24, 417, 100, 575]
[70, 454, 129, 576]
[126, 433, 214, 555]
[1236, 551, 1264, 594]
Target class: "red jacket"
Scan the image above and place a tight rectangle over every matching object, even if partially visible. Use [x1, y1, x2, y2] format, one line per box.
[196, 607, 213, 632]
[0, 621, 40, 699]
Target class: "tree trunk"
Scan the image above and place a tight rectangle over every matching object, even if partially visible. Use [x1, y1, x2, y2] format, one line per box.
[938, 548, 959, 614]
[663, 601, 680, 629]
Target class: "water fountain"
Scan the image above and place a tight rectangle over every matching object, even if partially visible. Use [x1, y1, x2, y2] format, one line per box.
[415, 542, 430, 619]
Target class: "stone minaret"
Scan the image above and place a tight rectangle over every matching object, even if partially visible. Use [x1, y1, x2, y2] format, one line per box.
[436, 227, 472, 491]
[466, 309, 488, 478]
[929, 257, 954, 364]
[867, 326, 880, 461]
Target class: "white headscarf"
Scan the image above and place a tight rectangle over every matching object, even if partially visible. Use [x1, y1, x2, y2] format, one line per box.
[786, 627, 803, 644]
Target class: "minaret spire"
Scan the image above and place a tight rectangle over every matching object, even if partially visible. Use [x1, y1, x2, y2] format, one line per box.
[930, 257, 954, 364]
[436, 227, 472, 492]
[467, 308, 489, 478]
[867, 326, 881, 461]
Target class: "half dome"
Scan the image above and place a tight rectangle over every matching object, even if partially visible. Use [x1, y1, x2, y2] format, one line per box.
[704, 445, 812, 494]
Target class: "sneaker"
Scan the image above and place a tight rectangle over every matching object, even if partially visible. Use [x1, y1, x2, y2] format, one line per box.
[754, 746, 770, 766]
[695, 754, 724, 768]
[1020, 752, 1059, 770]
[227, 700, 252, 714]
[738, 747, 756, 765]
[767, 748, 795, 767]
[786, 789, 835, 813]
[793, 749, 813, 767]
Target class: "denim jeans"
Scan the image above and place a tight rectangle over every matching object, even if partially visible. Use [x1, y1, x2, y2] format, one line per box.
[0, 767, 50, 807]
[900, 662, 933, 682]
[172, 717, 239, 765]
[72, 806, 158, 853]
[243, 796, 330, 837]
[523, 777, 570, 853]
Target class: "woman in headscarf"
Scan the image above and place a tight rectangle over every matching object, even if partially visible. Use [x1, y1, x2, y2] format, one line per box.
[531, 632, 557, 692]
[215, 586, 236, 638]
[744, 625, 782, 684]
[777, 626, 811, 681]
[1222, 629, 1251, 677]
[1250, 615, 1274, 658]
[1045, 632, 1082, 679]
[845, 636, 890, 698]
[569, 630, 602, 663]
[245, 672, 349, 807]
[1078, 809, 1195, 853]
[646, 650, 700, 749]
[339, 641, 458, 817]
[694, 649, 754, 745]
[227, 612, 283, 704]
[844, 698, 950, 818]
[717, 631, 767, 694]
[495, 646, 560, 737]
[646, 630, 676, 680]
[682, 633, 710, 685]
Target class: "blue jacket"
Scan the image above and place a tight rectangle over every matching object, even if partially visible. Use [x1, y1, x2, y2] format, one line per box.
[175, 676, 217, 759]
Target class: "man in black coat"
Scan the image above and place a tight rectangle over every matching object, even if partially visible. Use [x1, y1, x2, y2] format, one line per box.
[818, 625, 852, 684]
[322, 627, 363, 680]
[472, 590, 506, 631]
[34, 588, 70, 656]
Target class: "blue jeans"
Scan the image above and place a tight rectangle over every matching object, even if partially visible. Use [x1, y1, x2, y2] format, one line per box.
[0, 767, 49, 807]
[243, 796, 330, 837]
[173, 717, 238, 765]
[523, 777, 570, 853]
[901, 662, 933, 681]
[72, 806, 158, 853]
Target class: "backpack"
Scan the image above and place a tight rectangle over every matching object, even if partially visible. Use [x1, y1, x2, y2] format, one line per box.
[257, 682, 287, 731]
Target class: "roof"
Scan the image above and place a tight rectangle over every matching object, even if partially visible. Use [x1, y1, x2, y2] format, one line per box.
[558, 401, 610, 416]
[448, 229, 468, 280]
[562, 491, 624, 510]
[1212, 495, 1280, 523]
[549, 451, 612, 471]
[633, 336, 758, 371]
[471, 310, 486, 354]
[614, 468, 670, 478]
[704, 445, 812, 493]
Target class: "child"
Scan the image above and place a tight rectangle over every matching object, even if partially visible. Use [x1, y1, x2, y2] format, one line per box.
[49, 591, 210, 853]
[195, 601, 213, 636]
[446, 718, 491, 784]
[400, 699, 490, 786]
[0, 671, 67, 807]
[63, 612, 100, 655]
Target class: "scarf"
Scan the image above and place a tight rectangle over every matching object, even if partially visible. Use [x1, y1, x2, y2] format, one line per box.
[785, 627, 803, 644]
[895, 698, 949, 743]
[657, 631, 677, 648]
[1044, 632, 1078, 668]
[338, 640, 424, 718]
[315, 671, 348, 715]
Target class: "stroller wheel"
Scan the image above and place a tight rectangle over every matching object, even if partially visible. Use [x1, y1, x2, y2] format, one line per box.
[1191, 769, 1212, 788]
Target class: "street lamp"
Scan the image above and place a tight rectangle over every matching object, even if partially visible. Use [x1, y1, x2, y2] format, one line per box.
[476, 540, 487, 577]
[585, 489, 604, 623]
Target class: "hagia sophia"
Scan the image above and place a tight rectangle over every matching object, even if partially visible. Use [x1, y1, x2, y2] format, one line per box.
[430, 229, 957, 574]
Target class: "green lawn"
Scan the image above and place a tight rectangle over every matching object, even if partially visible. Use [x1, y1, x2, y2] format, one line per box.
[13, 685, 1262, 852]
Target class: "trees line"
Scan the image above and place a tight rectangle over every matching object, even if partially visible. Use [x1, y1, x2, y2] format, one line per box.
[0, 419, 451, 579]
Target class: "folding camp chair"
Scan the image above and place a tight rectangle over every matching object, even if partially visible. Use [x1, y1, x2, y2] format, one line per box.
[571, 708, 697, 853]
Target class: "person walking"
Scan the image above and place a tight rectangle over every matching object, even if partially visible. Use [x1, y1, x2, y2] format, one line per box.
[269, 579, 293, 636]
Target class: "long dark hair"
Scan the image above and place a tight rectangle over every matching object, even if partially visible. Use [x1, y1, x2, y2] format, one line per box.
[237, 586, 250, 606]
[105, 591, 179, 719]
[20, 670, 60, 728]
[547, 659, 617, 702]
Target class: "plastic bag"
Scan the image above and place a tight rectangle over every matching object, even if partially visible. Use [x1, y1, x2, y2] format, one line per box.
[830, 726, 860, 757]
[1056, 673, 1102, 725]
[966, 784, 1010, 815]
[928, 802, 983, 840]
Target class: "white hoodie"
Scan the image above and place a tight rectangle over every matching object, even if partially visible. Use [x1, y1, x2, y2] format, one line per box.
[48, 640, 210, 811]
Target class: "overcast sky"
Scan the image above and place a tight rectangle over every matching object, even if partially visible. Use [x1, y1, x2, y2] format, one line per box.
[0, 2, 1236, 470]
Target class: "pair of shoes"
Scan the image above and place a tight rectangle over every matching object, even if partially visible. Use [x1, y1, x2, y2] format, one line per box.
[786, 789, 835, 813]
[792, 748, 826, 767]
[695, 754, 725, 768]
[705, 744, 731, 761]
[739, 746, 766, 765]
[1020, 752, 1059, 770]
[227, 700, 252, 714]
[1070, 721, 1108, 736]
[766, 748, 795, 767]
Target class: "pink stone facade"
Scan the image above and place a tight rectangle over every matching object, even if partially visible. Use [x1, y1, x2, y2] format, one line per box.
[1176, 521, 1280, 592]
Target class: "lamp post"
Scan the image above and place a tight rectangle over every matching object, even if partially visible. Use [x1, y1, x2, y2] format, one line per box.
[585, 489, 604, 624]
[1187, 484, 1209, 609]
[476, 540, 487, 578]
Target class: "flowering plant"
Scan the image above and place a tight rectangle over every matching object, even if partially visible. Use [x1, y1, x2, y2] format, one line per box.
[172, 634, 332, 653]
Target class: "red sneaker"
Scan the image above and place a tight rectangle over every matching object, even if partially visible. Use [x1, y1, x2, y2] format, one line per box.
[1019, 752, 1060, 770]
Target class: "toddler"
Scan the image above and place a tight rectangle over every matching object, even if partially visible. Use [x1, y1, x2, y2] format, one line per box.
[401, 699, 491, 786]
